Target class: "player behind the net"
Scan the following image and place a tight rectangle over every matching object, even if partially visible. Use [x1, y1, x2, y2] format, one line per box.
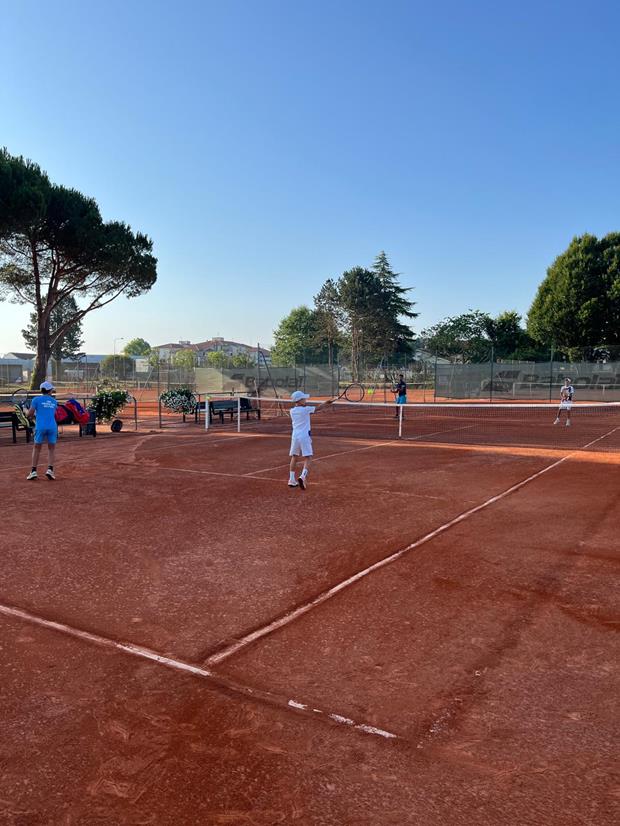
[391, 373, 407, 418]
[554, 377, 574, 427]
[288, 390, 334, 490]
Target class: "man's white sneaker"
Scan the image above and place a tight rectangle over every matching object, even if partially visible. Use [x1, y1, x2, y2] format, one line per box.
[565, 420, 571, 427]
[26, 470, 37, 480]
[288, 480, 298, 487]
[45, 468, 56, 480]
[298, 476, 306, 490]
[553, 418, 560, 425]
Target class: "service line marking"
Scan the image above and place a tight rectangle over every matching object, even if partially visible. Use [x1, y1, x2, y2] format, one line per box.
[206, 426, 619, 665]
[127, 463, 449, 500]
[245, 440, 394, 476]
[0, 602, 398, 742]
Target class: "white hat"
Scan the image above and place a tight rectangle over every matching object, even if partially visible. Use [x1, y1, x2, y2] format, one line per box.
[291, 390, 310, 402]
[40, 381, 55, 391]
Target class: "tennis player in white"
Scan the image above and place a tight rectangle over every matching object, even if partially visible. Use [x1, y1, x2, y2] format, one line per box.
[554, 377, 575, 426]
[288, 390, 334, 489]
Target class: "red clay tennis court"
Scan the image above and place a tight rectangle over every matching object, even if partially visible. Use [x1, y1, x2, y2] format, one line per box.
[1, 399, 618, 825]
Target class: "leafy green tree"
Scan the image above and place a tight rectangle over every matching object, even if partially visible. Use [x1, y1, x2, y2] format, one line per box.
[421, 311, 493, 362]
[527, 233, 620, 350]
[173, 348, 197, 368]
[0, 150, 157, 388]
[101, 354, 134, 380]
[331, 258, 415, 378]
[314, 279, 345, 368]
[123, 337, 151, 356]
[334, 268, 385, 377]
[206, 351, 229, 368]
[271, 306, 326, 366]
[231, 353, 254, 368]
[483, 310, 547, 360]
[22, 294, 84, 363]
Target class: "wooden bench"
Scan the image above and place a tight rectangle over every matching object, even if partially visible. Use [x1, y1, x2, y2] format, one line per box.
[0, 410, 32, 443]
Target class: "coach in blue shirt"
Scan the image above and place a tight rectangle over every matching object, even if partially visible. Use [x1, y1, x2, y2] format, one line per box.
[26, 381, 58, 480]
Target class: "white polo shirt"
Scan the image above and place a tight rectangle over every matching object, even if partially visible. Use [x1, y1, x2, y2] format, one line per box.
[290, 405, 316, 435]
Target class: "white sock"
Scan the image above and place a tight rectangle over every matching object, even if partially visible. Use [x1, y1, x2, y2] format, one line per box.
[289, 471, 296, 481]
[300, 468, 308, 479]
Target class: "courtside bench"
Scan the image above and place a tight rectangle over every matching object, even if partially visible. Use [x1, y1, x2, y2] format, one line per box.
[0, 410, 32, 443]
[206, 397, 261, 425]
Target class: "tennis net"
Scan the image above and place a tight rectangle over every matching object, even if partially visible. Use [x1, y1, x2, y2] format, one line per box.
[232, 396, 620, 451]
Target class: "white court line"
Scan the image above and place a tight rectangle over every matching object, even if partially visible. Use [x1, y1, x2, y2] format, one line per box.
[206, 426, 619, 665]
[132, 463, 448, 499]
[246, 440, 394, 476]
[0, 603, 397, 741]
[147, 466, 285, 483]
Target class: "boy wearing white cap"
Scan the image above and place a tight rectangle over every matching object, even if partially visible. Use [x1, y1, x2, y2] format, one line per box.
[288, 390, 334, 489]
[553, 377, 575, 427]
[26, 381, 58, 480]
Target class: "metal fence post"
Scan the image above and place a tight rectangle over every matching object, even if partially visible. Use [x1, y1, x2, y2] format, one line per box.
[548, 345, 554, 402]
[489, 346, 494, 403]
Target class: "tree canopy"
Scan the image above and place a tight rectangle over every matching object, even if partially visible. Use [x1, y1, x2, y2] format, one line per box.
[422, 309, 544, 362]
[527, 233, 620, 350]
[173, 349, 197, 368]
[271, 252, 417, 376]
[206, 351, 228, 368]
[100, 354, 134, 380]
[0, 149, 157, 387]
[271, 306, 327, 366]
[123, 337, 151, 356]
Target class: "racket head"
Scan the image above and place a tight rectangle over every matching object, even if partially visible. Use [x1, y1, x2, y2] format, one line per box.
[343, 383, 364, 402]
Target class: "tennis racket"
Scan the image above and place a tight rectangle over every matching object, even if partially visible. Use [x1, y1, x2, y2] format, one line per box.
[336, 383, 365, 402]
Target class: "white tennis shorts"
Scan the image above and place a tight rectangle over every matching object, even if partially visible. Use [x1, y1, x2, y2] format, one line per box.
[559, 400, 572, 410]
[290, 432, 313, 457]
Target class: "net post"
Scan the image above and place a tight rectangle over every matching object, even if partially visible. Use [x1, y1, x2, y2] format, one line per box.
[204, 395, 210, 431]
[237, 395, 241, 433]
[398, 402, 403, 438]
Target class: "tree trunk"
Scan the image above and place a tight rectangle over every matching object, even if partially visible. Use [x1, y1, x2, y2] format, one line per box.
[31, 316, 51, 389]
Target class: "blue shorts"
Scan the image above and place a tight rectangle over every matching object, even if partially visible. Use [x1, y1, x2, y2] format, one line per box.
[34, 427, 57, 445]
[396, 395, 407, 404]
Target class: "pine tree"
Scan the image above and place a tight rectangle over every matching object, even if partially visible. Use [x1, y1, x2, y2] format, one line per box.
[22, 295, 84, 362]
[369, 251, 417, 362]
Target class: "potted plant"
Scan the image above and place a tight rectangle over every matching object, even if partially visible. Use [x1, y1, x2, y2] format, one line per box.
[159, 387, 197, 418]
[89, 387, 131, 430]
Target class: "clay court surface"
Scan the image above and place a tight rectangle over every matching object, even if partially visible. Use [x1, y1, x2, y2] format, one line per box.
[1, 405, 619, 825]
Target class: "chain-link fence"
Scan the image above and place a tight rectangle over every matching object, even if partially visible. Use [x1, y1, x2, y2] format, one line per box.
[7, 345, 618, 404]
[435, 346, 620, 402]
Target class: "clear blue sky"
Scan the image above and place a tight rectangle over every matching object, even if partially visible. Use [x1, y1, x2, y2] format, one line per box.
[1, 0, 619, 354]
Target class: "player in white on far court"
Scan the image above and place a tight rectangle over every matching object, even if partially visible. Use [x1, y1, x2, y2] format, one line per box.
[554, 376, 575, 426]
[288, 390, 334, 489]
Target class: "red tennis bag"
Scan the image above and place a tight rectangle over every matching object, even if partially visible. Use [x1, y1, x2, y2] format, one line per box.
[54, 404, 74, 424]
[65, 398, 90, 425]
